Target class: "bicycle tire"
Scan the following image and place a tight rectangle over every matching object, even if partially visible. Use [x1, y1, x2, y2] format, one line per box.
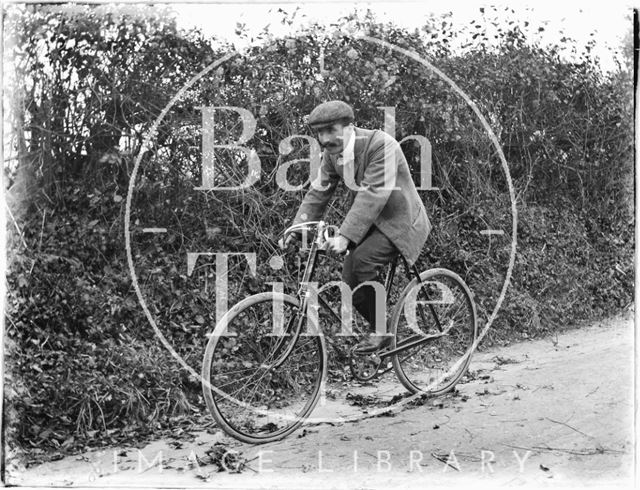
[390, 268, 477, 395]
[202, 292, 327, 444]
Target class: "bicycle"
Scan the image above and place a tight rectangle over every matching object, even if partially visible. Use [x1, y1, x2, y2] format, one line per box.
[201, 220, 478, 444]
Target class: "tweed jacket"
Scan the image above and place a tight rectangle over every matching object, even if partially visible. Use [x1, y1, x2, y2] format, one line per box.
[293, 127, 431, 265]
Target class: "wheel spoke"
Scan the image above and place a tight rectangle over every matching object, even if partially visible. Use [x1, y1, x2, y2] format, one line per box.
[202, 294, 325, 444]
[392, 271, 476, 395]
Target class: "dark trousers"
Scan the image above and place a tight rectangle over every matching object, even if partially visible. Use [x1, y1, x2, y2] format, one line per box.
[341, 227, 399, 334]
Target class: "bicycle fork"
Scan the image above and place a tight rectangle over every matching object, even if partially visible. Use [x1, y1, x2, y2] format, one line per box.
[264, 236, 322, 370]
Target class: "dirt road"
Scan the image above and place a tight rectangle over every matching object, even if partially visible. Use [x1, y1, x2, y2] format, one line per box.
[8, 311, 635, 488]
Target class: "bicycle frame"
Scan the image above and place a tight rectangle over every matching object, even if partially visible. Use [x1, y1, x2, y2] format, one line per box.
[202, 222, 477, 444]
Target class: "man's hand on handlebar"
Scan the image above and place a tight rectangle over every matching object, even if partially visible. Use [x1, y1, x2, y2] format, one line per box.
[325, 235, 350, 255]
[278, 222, 349, 256]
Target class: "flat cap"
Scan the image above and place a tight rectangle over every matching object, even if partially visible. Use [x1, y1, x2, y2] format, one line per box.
[307, 100, 354, 127]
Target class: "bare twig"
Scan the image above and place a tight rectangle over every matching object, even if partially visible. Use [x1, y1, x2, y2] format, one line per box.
[464, 427, 474, 441]
[40, 189, 54, 205]
[242, 461, 259, 473]
[586, 386, 599, 397]
[5, 201, 28, 249]
[38, 210, 46, 251]
[532, 444, 622, 456]
[502, 443, 540, 453]
[431, 452, 460, 471]
[502, 443, 623, 456]
[545, 417, 593, 439]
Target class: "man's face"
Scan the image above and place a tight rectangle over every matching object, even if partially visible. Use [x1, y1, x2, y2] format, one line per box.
[313, 122, 352, 155]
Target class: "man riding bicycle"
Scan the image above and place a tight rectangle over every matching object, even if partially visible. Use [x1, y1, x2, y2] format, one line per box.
[280, 100, 431, 353]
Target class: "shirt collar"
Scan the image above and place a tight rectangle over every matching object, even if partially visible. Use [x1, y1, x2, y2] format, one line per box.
[336, 127, 355, 166]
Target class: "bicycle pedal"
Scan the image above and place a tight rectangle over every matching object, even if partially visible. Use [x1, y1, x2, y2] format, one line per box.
[349, 353, 383, 382]
[375, 365, 392, 375]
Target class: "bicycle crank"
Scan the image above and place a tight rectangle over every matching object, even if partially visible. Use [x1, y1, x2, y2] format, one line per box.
[349, 347, 394, 382]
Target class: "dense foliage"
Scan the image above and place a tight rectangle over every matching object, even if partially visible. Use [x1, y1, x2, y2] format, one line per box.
[4, 5, 633, 459]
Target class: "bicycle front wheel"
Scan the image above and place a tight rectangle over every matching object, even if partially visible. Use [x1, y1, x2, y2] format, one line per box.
[201, 292, 326, 444]
[390, 268, 477, 395]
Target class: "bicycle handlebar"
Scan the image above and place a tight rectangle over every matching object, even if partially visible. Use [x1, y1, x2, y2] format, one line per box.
[282, 220, 349, 256]
[283, 221, 322, 239]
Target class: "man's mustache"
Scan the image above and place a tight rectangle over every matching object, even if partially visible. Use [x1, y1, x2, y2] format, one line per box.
[321, 143, 339, 149]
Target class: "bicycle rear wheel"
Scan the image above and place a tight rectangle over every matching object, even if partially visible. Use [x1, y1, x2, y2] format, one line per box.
[390, 268, 477, 395]
[201, 292, 326, 444]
